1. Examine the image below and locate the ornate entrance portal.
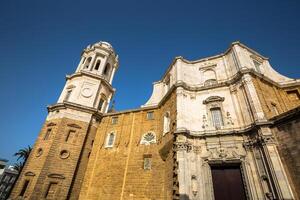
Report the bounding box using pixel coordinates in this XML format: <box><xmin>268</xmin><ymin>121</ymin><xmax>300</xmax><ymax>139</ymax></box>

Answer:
<box><xmin>211</xmin><ymin>164</ymin><xmax>246</xmax><ymax>200</ymax></box>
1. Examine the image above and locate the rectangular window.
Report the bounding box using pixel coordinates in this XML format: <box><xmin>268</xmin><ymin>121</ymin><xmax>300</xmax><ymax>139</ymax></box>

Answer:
<box><xmin>19</xmin><ymin>180</ymin><xmax>29</xmax><ymax>196</ymax></box>
<box><xmin>112</xmin><ymin>117</ymin><xmax>118</xmax><ymax>124</ymax></box>
<box><xmin>143</xmin><ymin>154</ymin><xmax>152</xmax><ymax>170</ymax></box>
<box><xmin>44</xmin><ymin>129</ymin><xmax>52</xmax><ymax>140</ymax></box>
<box><xmin>65</xmin><ymin>130</ymin><xmax>76</xmax><ymax>143</ymax></box>
<box><xmin>287</xmin><ymin>90</ymin><xmax>300</xmax><ymax>101</ymax></box>
<box><xmin>146</xmin><ymin>111</ymin><xmax>154</xmax><ymax>120</ymax></box>
<box><xmin>64</xmin><ymin>90</ymin><xmax>72</xmax><ymax>101</ymax></box>
<box><xmin>106</xmin><ymin>133</ymin><xmax>115</xmax><ymax>147</ymax></box>
<box><xmin>45</xmin><ymin>182</ymin><xmax>58</xmax><ymax>199</ymax></box>
<box><xmin>98</xmin><ymin>99</ymin><xmax>104</xmax><ymax>111</ymax></box>
<box><xmin>271</xmin><ymin>103</ymin><xmax>279</xmax><ymax>115</ymax></box>
<box><xmin>211</xmin><ymin>108</ymin><xmax>223</xmax><ymax>128</ymax></box>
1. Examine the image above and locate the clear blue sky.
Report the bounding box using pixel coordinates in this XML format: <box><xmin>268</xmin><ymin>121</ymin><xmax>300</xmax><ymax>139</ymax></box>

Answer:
<box><xmin>0</xmin><ymin>0</ymin><xmax>299</xmax><ymax>164</ymax></box>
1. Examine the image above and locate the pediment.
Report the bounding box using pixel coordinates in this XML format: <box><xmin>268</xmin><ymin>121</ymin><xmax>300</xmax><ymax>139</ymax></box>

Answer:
<box><xmin>203</xmin><ymin>96</ymin><xmax>225</xmax><ymax>104</ymax></box>
<box><xmin>25</xmin><ymin>171</ymin><xmax>36</xmax><ymax>176</ymax></box>
<box><xmin>48</xmin><ymin>173</ymin><xmax>65</xmax><ymax>179</ymax></box>
<box><xmin>47</xmin><ymin>122</ymin><xmax>57</xmax><ymax>127</ymax></box>
<box><xmin>67</xmin><ymin>123</ymin><xmax>82</xmax><ymax>129</ymax></box>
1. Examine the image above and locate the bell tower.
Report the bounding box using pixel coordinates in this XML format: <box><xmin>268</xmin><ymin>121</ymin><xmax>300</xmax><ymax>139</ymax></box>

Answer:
<box><xmin>10</xmin><ymin>42</ymin><xmax>119</xmax><ymax>200</ymax></box>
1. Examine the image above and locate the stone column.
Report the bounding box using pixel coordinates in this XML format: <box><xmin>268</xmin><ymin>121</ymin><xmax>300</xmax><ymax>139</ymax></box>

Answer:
<box><xmin>258</xmin><ymin>127</ymin><xmax>295</xmax><ymax>200</ymax></box>
<box><xmin>242</xmin><ymin>74</ymin><xmax>266</xmax><ymax>122</ymax></box>
<box><xmin>76</xmin><ymin>56</ymin><xmax>85</xmax><ymax>72</ymax></box>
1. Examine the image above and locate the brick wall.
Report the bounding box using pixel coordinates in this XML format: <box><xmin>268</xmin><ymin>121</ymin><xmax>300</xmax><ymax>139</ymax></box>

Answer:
<box><xmin>271</xmin><ymin>108</ymin><xmax>300</xmax><ymax>200</ymax></box>
<box><xmin>10</xmin><ymin>117</ymin><xmax>92</xmax><ymax>200</ymax></box>
<box><xmin>79</xmin><ymin>91</ymin><xmax>177</xmax><ymax>200</ymax></box>
<box><xmin>252</xmin><ymin>76</ymin><xmax>300</xmax><ymax>119</ymax></box>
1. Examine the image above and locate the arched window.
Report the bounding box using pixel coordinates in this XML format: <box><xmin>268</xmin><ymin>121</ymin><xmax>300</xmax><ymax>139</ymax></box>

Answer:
<box><xmin>103</xmin><ymin>63</ymin><xmax>110</xmax><ymax>75</ymax></box>
<box><xmin>98</xmin><ymin>99</ymin><xmax>104</xmax><ymax>111</ymax></box>
<box><xmin>210</xmin><ymin>107</ymin><xmax>223</xmax><ymax>128</ymax></box>
<box><xmin>64</xmin><ymin>90</ymin><xmax>72</xmax><ymax>101</ymax></box>
<box><xmin>98</xmin><ymin>94</ymin><xmax>107</xmax><ymax>111</ymax></box>
<box><xmin>163</xmin><ymin>112</ymin><xmax>170</xmax><ymax>135</ymax></box>
<box><xmin>203</xmin><ymin>69</ymin><xmax>217</xmax><ymax>85</ymax></box>
<box><xmin>105</xmin><ymin>132</ymin><xmax>115</xmax><ymax>148</ymax></box>
<box><xmin>94</xmin><ymin>60</ymin><xmax>101</xmax><ymax>70</ymax></box>
<box><xmin>84</xmin><ymin>57</ymin><xmax>92</xmax><ymax>69</ymax></box>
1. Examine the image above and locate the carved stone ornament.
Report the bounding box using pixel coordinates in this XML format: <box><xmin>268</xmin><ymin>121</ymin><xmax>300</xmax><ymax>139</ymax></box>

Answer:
<box><xmin>193</xmin><ymin>146</ymin><xmax>202</xmax><ymax>154</ymax></box>
<box><xmin>140</xmin><ymin>132</ymin><xmax>156</xmax><ymax>145</ymax></box>
<box><xmin>203</xmin><ymin>96</ymin><xmax>225</xmax><ymax>104</ymax></box>
<box><xmin>243</xmin><ymin>135</ymin><xmax>276</xmax><ymax>149</ymax></box>
<box><xmin>174</xmin><ymin>142</ymin><xmax>192</xmax><ymax>152</ymax></box>
<box><xmin>81</xmin><ymin>87</ymin><xmax>93</xmax><ymax>98</ymax></box>
<box><xmin>204</xmin><ymin>146</ymin><xmax>246</xmax><ymax>162</ymax></box>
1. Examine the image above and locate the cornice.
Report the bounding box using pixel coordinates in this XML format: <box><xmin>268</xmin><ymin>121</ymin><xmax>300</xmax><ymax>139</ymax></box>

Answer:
<box><xmin>103</xmin><ymin>70</ymin><xmax>299</xmax><ymax>117</ymax></box>
<box><xmin>174</xmin><ymin>120</ymin><xmax>273</xmax><ymax>139</ymax></box>
<box><xmin>47</xmin><ymin>101</ymin><xmax>103</xmax><ymax>119</ymax></box>
<box><xmin>66</xmin><ymin>71</ymin><xmax>115</xmax><ymax>93</ymax></box>
<box><xmin>270</xmin><ymin>105</ymin><xmax>300</xmax><ymax>126</ymax></box>
<box><xmin>159</xmin><ymin>41</ymin><xmax>269</xmax><ymax>81</ymax></box>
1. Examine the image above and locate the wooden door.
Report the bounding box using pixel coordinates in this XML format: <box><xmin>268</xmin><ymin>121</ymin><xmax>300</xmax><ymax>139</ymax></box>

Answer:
<box><xmin>211</xmin><ymin>164</ymin><xmax>247</xmax><ymax>200</ymax></box>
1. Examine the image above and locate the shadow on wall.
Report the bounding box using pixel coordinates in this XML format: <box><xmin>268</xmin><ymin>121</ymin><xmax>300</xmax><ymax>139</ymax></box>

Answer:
<box><xmin>180</xmin><ymin>194</ymin><xmax>190</xmax><ymax>200</ymax></box>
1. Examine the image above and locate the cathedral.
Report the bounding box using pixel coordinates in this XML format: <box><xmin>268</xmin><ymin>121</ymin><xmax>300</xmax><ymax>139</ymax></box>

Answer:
<box><xmin>9</xmin><ymin>41</ymin><xmax>300</xmax><ymax>200</ymax></box>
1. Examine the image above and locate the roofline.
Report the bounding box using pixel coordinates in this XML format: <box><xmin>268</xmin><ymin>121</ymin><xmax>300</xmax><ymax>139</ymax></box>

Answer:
<box><xmin>159</xmin><ymin>41</ymin><xmax>269</xmax><ymax>82</ymax></box>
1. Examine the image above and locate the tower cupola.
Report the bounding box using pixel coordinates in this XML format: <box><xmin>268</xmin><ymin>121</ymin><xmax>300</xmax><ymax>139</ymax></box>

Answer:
<box><xmin>76</xmin><ymin>41</ymin><xmax>119</xmax><ymax>84</ymax></box>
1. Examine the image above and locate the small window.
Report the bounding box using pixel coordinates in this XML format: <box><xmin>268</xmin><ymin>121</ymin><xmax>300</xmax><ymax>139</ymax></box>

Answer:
<box><xmin>19</xmin><ymin>180</ymin><xmax>29</xmax><ymax>196</ymax></box>
<box><xmin>146</xmin><ymin>111</ymin><xmax>154</xmax><ymax>120</ymax></box>
<box><xmin>143</xmin><ymin>154</ymin><xmax>152</xmax><ymax>170</ymax></box>
<box><xmin>98</xmin><ymin>99</ymin><xmax>104</xmax><ymax>111</ymax></box>
<box><xmin>165</xmin><ymin>76</ymin><xmax>170</xmax><ymax>90</ymax></box>
<box><xmin>65</xmin><ymin>130</ymin><xmax>76</xmax><ymax>143</ymax></box>
<box><xmin>64</xmin><ymin>90</ymin><xmax>72</xmax><ymax>101</ymax></box>
<box><xmin>112</xmin><ymin>117</ymin><xmax>118</xmax><ymax>125</ymax></box>
<box><xmin>106</xmin><ymin>133</ymin><xmax>115</xmax><ymax>148</ymax></box>
<box><xmin>103</xmin><ymin>63</ymin><xmax>110</xmax><ymax>75</ymax></box>
<box><xmin>210</xmin><ymin>108</ymin><xmax>224</xmax><ymax>128</ymax></box>
<box><xmin>45</xmin><ymin>182</ymin><xmax>58</xmax><ymax>199</ymax></box>
<box><xmin>287</xmin><ymin>90</ymin><xmax>300</xmax><ymax>101</ymax></box>
<box><xmin>271</xmin><ymin>103</ymin><xmax>279</xmax><ymax>115</ymax></box>
<box><xmin>253</xmin><ymin>60</ymin><xmax>261</xmax><ymax>73</ymax></box>
<box><xmin>44</xmin><ymin>129</ymin><xmax>52</xmax><ymax>140</ymax></box>
<box><xmin>84</xmin><ymin>57</ymin><xmax>92</xmax><ymax>69</ymax></box>
<box><xmin>94</xmin><ymin>60</ymin><xmax>101</xmax><ymax>70</ymax></box>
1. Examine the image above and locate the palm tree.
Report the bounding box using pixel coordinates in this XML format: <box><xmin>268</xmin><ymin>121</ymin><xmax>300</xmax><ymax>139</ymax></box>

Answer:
<box><xmin>12</xmin><ymin>162</ymin><xmax>24</xmax><ymax>173</ymax></box>
<box><xmin>14</xmin><ymin>145</ymin><xmax>32</xmax><ymax>162</ymax></box>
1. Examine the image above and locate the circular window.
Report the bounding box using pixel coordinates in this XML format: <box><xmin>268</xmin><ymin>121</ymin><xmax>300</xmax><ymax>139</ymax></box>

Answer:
<box><xmin>60</xmin><ymin>150</ymin><xmax>70</xmax><ymax>159</ymax></box>
<box><xmin>36</xmin><ymin>148</ymin><xmax>43</xmax><ymax>157</ymax></box>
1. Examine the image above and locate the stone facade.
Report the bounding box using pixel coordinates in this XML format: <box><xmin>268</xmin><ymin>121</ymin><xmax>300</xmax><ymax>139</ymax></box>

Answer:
<box><xmin>10</xmin><ymin>41</ymin><xmax>300</xmax><ymax>200</ymax></box>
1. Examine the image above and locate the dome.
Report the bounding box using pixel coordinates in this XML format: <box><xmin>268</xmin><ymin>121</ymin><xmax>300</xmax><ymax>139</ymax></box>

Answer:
<box><xmin>85</xmin><ymin>41</ymin><xmax>115</xmax><ymax>53</ymax></box>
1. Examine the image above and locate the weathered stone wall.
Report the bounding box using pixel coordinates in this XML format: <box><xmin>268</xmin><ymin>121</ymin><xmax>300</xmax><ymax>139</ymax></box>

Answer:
<box><xmin>252</xmin><ymin>76</ymin><xmax>300</xmax><ymax>119</ymax></box>
<box><xmin>271</xmin><ymin>107</ymin><xmax>300</xmax><ymax>200</ymax></box>
<box><xmin>10</xmin><ymin>117</ymin><xmax>92</xmax><ymax>200</ymax></box>
<box><xmin>79</xmin><ymin>91</ymin><xmax>177</xmax><ymax>200</ymax></box>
